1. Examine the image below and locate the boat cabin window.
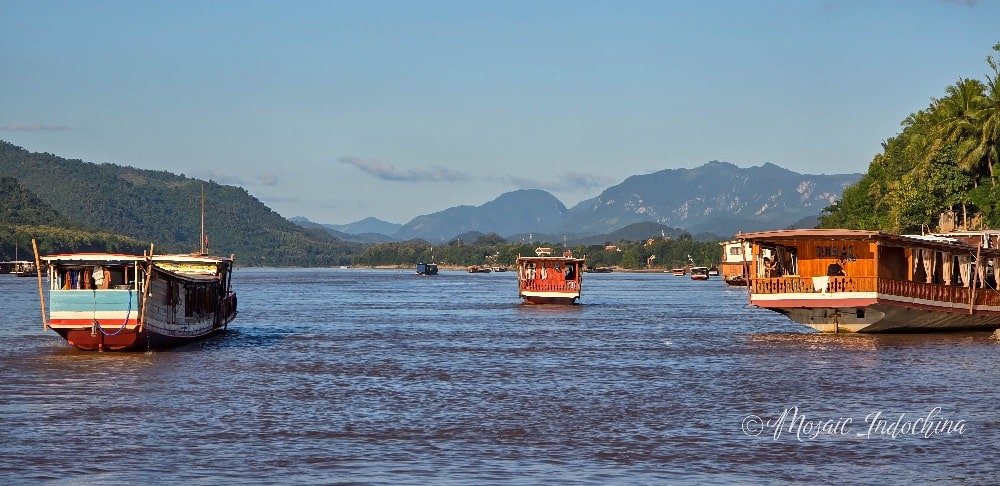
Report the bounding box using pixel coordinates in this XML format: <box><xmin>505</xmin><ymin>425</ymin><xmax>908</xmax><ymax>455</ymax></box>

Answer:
<box><xmin>757</xmin><ymin>246</ymin><xmax>798</xmax><ymax>277</ymax></box>
<box><xmin>54</xmin><ymin>264</ymin><xmax>136</xmax><ymax>290</ymax></box>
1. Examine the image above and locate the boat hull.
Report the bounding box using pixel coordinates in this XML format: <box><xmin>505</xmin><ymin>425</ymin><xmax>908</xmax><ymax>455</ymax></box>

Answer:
<box><xmin>520</xmin><ymin>293</ymin><xmax>579</xmax><ymax>305</ymax></box>
<box><xmin>753</xmin><ymin>292</ymin><xmax>1000</xmax><ymax>332</ymax></box>
<box><xmin>55</xmin><ymin>325</ymin><xmax>230</xmax><ymax>351</ymax></box>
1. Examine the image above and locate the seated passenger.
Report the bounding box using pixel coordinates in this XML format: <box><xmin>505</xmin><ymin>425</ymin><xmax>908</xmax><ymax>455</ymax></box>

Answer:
<box><xmin>827</xmin><ymin>261</ymin><xmax>847</xmax><ymax>277</ymax></box>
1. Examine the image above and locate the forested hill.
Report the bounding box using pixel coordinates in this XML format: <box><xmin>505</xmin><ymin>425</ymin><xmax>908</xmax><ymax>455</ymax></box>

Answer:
<box><xmin>0</xmin><ymin>141</ymin><xmax>360</xmax><ymax>265</ymax></box>
<box><xmin>821</xmin><ymin>43</ymin><xmax>1000</xmax><ymax>232</ymax></box>
<box><xmin>0</xmin><ymin>176</ymin><xmax>149</xmax><ymax>259</ymax></box>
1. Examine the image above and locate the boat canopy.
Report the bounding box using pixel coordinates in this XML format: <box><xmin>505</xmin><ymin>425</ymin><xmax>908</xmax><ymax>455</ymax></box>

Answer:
<box><xmin>738</xmin><ymin>229</ymin><xmax>1000</xmax><ymax>257</ymax></box>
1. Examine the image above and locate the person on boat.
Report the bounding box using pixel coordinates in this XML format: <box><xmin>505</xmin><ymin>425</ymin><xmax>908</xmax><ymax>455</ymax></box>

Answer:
<box><xmin>826</xmin><ymin>261</ymin><xmax>847</xmax><ymax>277</ymax></box>
<box><xmin>564</xmin><ymin>263</ymin><xmax>576</xmax><ymax>281</ymax></box>
<box><xmin>763</xmin><ymin>257</ymin><xmax>782</xmax><ymax>277</ymax></box>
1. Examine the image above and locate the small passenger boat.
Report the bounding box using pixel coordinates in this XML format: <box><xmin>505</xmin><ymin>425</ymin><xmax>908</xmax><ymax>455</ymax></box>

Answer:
<box><xmin>671</xmin><ymin>267</ymin><xmax>687</xmax><ymax>276</ymax></box>
<box><xmin>37</xmin><ymin>249</ymin><xmax>237</xmax><ymax>351</ymax></box>
<box><xmin>517</xmin><ymin>248</ymin><xmax>585</xmax><ymax>304</ymax></box>
<box><xmin>415</xmin><ymin>262</ymin><xmax>439</xmax><ymax>275</ymax></box>
<box><xmin>690</xmin><ymin>266</ymin><xmax>710</xmax><ymax>280</ymax></box>
<box><xmin>740</xmin><ymin>228</ymin><xmax>1000</xmax><ymax>333</ymax></box>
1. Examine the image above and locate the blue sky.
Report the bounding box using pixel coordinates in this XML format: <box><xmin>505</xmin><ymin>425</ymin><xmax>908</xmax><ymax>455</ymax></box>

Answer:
<box><xmin>2</xmin><ymin>0</ymin><xmax>998</xmax><ymax>224</ymax></box>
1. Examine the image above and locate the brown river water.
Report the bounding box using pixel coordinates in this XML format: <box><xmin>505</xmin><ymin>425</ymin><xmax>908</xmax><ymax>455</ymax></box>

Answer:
<box><xmin>1</xmin><ymin>268</ymin><xmax>998</xmax><ymax>484</ymax></box>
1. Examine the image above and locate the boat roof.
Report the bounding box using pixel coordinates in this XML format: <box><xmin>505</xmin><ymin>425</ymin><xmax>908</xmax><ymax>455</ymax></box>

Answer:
<box><xmin>41</xmin><ymin>252</ymin><xmax>232</xmax><ymax>264</ymax></box>
<box><xmin>737</xmin><ymin>228</ymin><xmax>1000</xmax><ymax>255</ymax></box>
<box><xmin>516</xmin><ymin>256</ymin><xmax>585</xmax><ymax>263</ymax></box>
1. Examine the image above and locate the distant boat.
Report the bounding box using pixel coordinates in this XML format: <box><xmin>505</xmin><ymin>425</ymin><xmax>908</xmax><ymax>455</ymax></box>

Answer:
<box><xmin>11</xmin><ymin>260</ymin><xmax>39</xmax><ymax>277</ymax></box>
<box><xmin>585</xmin><ymin>266</ymin><xmax>613</xmax><ymax>273</ymax></box>
<box><xmin>490</xmin><ymin>266</ymin><xmax>508</xmax><ymax>272</ymax></box>
<box><xmin>671</xmin><ymin>267</ymin><xmax>687</xmax><ymax>276</ymax></box>
<box><xmin>416</xmin><ymin>262</ymin><xmax>439</xmax><ymax>275</ymax></box>
<box><xmin>708</xmin><ymin>266</ymin><xmax>720</xmax><ymax>276</ymax></box>
<box><xmin>467</xmin><ymin>265</ymin><xmax>491</xmax><ymax>273</ymax></box>
<box><xmin>39</xmin><ymin>251</ymin><xmax>238</xmax><ymax>351</ymax></box>
<box><xmin>517</xmin><ymin>249</ymin><xmax>585</xmax><ymax>304</ymax></box>
<box><xmin>690</xmin><ymin>266</ymin><xmax>710</xmax><ymax>280</ymax></box>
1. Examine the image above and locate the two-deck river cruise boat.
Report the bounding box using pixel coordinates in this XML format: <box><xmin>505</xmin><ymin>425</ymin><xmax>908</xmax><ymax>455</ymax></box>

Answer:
<box><xmin>38</xmin><ymin>251</ymin><xmax>237</xmax><ymax>351</ymax></box>
<box><xmin>517</xmin><ymin>248</ymin><xmax>585</xmax><ymax>304</ymax></box>
<box><xmin>739</xmin><ymin>229</ymin><xmax>1000</xmax><ymax>332</ymax></box>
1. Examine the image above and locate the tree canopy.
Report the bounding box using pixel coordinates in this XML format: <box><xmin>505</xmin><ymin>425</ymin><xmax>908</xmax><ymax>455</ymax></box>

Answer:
<box><xmin>821</xmin><ymin>43</ymin><xmax>1000</xmax><ymax>232</ymax></box>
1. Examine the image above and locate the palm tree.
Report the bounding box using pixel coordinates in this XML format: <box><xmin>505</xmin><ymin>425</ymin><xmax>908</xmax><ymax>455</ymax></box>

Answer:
<box><xmin>975</xmin><ymin>43</ymin><xmax>1000</xmax><ymax>185</ymax></box>
<box><xmin>934</xmin><ymin>78</ymin><xmax>988</xmax><ymax>184</ymax></box>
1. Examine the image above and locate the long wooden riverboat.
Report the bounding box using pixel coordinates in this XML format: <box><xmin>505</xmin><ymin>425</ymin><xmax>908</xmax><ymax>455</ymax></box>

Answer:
<box><xmin>739</xmin><ymin>229</ymin><xmax>1000</xmax><ymax>333</ymax></box>
<box><xmin>517</xmin><ymin>248</ymin><xmax>585</xmax><ymax>304</ymax></box>
<box><xmin>37</xmin><ymin>250</ymin><xmax>237</xmax><ymax>351</ymax></box>
<box><xmin>719</xmin><ymin>240</ymin><xmax>751</xmax><ymax>286</ymax></box>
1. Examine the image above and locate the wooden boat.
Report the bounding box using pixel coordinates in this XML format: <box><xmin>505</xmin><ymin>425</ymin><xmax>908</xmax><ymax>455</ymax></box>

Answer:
<box><xmin>467</xmin><ymin>265</ymin><xmax>491</xmax><ymax>273</ymax></box>
<box><xmin>415</xmin><ymin>262</ymin><xmax>438</xmax><ymax>275</ymax></box>
<box><xmin>690</xmin><ymin>266</ymin><xmax>710</xmax><ymax>280</ymax></box>
<box><xmin>11</xmin><ymin>260</ymin><xmax>39</xmax><ymax>277</ymax></box>
<box><xmin>719</xmin><ymin>240</ymin><xmax>751</xmax><ymax>286</ymax></box>
<box><xmin>517</xmin><ymin>248</ymin><xmax>585</xmax><ymax>304</ymax></box>
<box><xmin>739</xmin><ymin>228</ymin><xmax>1000</xmax><ymax>333</ymax></box>
<box><xmin>671</xmin><ymin>267</ymin><xmax>687</xmax><ymax>276</ymax></box>
<box><xmin>38</xmin><ymin>251</ymin><xmax>237</xmax><ymax>351</ymax></box>
<box><xmin>708</xmin><ymin>266</ymin><xmax>720</xmax><ymax>276</ymax></box>
<box><xmin>585</xmin><ymin>266</ymin><xmax>613</xmax><ymax>273</ymax></box>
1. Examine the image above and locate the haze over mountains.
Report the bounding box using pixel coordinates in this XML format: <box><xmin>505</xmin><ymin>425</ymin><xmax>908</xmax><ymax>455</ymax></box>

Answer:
<box><xmin>307</xmin><ymin>161</ymin><xmax>860</xmax><ymax>242</ymax></box>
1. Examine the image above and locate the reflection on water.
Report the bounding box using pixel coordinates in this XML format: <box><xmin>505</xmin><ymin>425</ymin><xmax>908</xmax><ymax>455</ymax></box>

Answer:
<box><xmin>1</xmin><ymin>269</ymin><xmax>998</xmax><ymax>483</ymax></box>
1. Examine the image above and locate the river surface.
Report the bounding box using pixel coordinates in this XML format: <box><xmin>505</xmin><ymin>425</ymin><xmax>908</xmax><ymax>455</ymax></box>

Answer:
<box><xmin>1</xmin><ymin>268</ymin><xmax>998</xmax><ymax>484</ymax></box>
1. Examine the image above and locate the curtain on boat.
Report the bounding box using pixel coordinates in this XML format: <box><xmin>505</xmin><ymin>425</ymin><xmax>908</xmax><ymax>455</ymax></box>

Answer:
<box><xmin>921</xmin><ymin>249</ymin><xmax>934</xmax><ymax>284</ymax></box>
<box><xmin>958</xmin><ymin>255</ymin><xmax>972</xmax><ymax>288</ymax></box>
<box><xmin>942</xmin><ymin>252</ymin><xmax>952</xmax><ymax>285</ymax></box>
<box><xmin>977</xmin><ymin>257</ymin><xmax>988</xmax><ymax>288</ymax></box>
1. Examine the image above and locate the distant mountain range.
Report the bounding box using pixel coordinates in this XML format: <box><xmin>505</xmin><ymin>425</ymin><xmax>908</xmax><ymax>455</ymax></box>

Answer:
<box><xmin>313</xmin><ymin>161</ymin><xmax>860</xmax><ymax>243</ymax></box>
<box><xmin>0</xmin><ymin>139</ymin><xmax>859</xmax><ymax>263</ymax></box>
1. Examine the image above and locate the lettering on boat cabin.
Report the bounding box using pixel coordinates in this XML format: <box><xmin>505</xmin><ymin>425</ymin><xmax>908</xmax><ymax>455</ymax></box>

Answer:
<box><xmin>815</xmin><ymin>244</ymin><xmax>858</xmax><ymax>262</ymax></box>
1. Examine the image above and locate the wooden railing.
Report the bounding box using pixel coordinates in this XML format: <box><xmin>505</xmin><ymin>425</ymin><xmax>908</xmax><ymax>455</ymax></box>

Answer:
<box><xmin>520</xmin><ymin>280</ymin><xmax>579</xmax><ymax>292</ymax></box>
<box><xmin>751</xmin><ymin>276</ymin><xmax>877</xmax><ymax>294</ymax></box>
<box><xmin>752</xmin><ymin>276</ymin><xmax>1000</xmax><ymax>307</ymax></box>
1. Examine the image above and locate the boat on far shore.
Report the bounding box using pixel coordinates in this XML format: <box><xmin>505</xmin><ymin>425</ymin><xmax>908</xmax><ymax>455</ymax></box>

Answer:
<box><xmin>670</xmin><ymin>267</ymin><xmax>687</xmax><ymax>276</ymax></box>
<box><xmin>12</xmin><ymin>260</ymin><xmax>39</xmax><ymax>277</ymax></box>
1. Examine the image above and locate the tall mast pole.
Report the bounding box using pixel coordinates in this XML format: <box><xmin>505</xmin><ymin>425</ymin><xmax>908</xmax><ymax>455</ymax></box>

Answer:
<box><xmin>200</xmin><ymin>183</ymin><xmax>206</xmax><ymax>254</ymax></box>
